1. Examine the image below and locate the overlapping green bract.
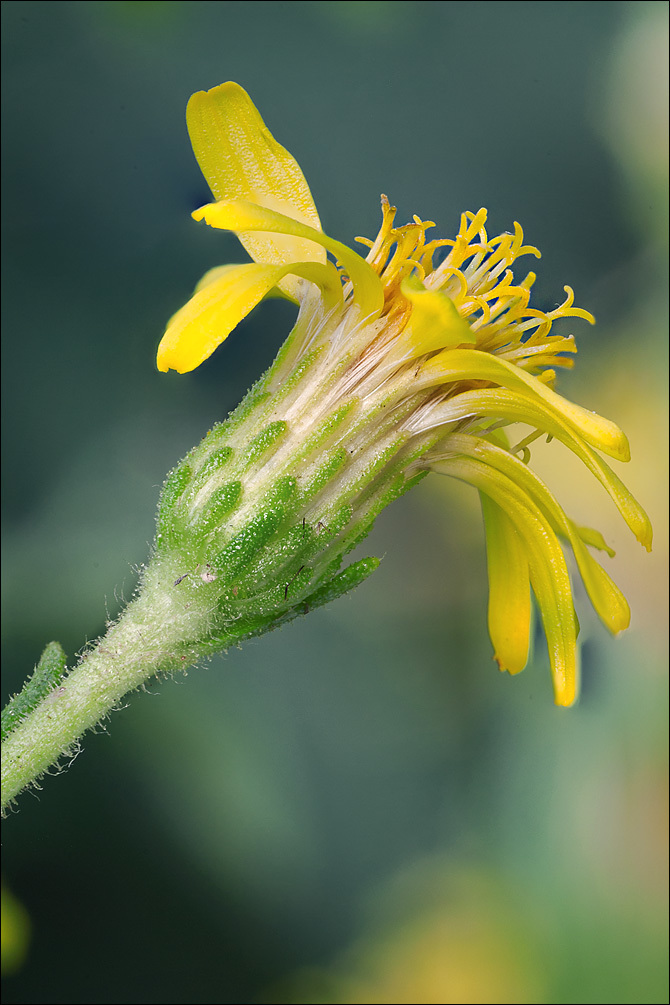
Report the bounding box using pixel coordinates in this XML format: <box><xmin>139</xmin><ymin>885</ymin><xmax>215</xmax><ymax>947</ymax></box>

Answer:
<box><xmin>152</xmin><ymin>355</ymin><xmax>429</xmax><ymax>656</ymax></box>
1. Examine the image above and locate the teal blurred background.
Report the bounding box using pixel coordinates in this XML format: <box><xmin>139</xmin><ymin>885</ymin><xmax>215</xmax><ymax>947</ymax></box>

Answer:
<box><xmin>2</xmin><ymin>2</ymin><xmax>667</xmax><ymax>1002</ymax></box>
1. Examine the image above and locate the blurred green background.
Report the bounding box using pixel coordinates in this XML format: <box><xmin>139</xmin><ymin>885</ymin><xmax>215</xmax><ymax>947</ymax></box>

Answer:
<box><xmin>2</xmin><ymin>2</ymin><xmax>667</xmax><ymax>1002</ymax></box>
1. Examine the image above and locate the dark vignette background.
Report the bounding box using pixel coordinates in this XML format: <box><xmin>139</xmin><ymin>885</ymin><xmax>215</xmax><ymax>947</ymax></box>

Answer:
<box><xmin>2</xmin><ymin>3</ymin><xmax>667</xmax><ymax>1003</ymax></box>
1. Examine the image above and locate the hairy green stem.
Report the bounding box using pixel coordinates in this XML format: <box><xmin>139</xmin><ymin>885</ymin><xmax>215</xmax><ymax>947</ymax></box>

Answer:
<box><xmin>1</xmin><ymin>560</ymin><xmax>213</xmax><ymax>811</ymax></box>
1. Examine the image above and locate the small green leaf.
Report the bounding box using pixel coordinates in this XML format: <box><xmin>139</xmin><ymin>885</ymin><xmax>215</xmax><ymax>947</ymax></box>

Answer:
<box><xmin>2</xmin><ymin>642</ymin><xmax>68</xmax><ymax>742</ymax></box>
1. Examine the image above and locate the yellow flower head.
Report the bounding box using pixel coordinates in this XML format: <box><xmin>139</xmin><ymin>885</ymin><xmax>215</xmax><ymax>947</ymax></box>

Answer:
<box><xmin>157</xmin><ymin>82</ymin><xmax>651</xmax><ymax>707</ymax></box>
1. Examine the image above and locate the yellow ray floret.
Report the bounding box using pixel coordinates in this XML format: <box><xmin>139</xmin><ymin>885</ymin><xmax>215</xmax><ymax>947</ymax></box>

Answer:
<box><xmin>480</xmin><ymin>494</ymin><xmax>532</xmax><ymax>676</ymax></box>
<box><xmin>192</xmin><ymin>199</ymin><xmax>384</xmax><ymax>318</ymax></box>
<box><xmin>415</xmin><ymin>388</ymin><xmax>652</xmax><ymax>549</ymax></box>
<box><xmin>417</xmin><ymin>348</ymin><xmax>630</xmax><ymax>462</ymax></box>
<box><xmin>434</xmin><ymin>454</ymin><xmax>580</xmax><ymax>707</ymax></box>
<box><xmin>157</xmin><ymin>259</ymin><xmax>343</xmax><ymax>374</ymax></box>
<box><xmin>186</xmin><ymin>82</ymin><xmax>325</xmax><ymax>297</ymax></box>
<box><xmin>441</xmin><ymin>434</ymin><xmax>631</xmax><ymax>635</ymax></box>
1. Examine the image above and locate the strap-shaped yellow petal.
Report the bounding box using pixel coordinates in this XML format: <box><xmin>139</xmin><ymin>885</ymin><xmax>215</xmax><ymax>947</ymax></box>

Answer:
<box><xmin>186</xmin><ymin>82</ymin><xmax>324</xmax><ymax>298</ymax></box>
<box><xmin>435</xmin><ymin>455</ymin><xmax>579</xmax><ymax>706</ymax></box>
<box><xmin>392</xmin><ymin>276</ymin><xmax>476</xmax><ymax>359</ymax></box>
<box><xmin>194</xmin><ymin>263</ymin><xmax>301</xmax><ymax>305</ymax></box>
<box><xmin>157</xmin><ymin>259</ymin><xmax>342</xmax><ymax>373</ymax></box>
<box><xmin>193</xmin><ymin>263</ymin><xmax>248</xmax><ymax>293</ymax></box>
<box><xmin>193</xmin><ymin>199</ymin><xmax>384</xmax><ymax>319</ymax></box>
<box><xmin>480</xmin><ymin>493</ymin><xmax>531</xmax><ymax>675</ymax></box>
<box><xmin>446</xmin><ymin>434</ymin><xmax>630</xmax><ymax>635</ymax></box>
<box><xmin>418</xmin><ymin>348</ymin><xmax>630</xmax><ymax>461</ymax></box>
<box><xmin>427</xmin><ymin>387</ymin><xmax>652</xmax><ymax>550</ymax></box>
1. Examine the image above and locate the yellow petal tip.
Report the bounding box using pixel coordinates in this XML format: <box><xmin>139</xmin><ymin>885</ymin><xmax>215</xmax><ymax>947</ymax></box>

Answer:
<box><xmin>554</xmin><ymin>692</ymin><xmax>577</xmax><ymax>708</ymax></box>
<box><xmin>552</xmin><ymin>665</ymin><xmax>578</xmax><ymax>707</ymax></box>
<box><xmin>494</xmin><ymin>655</ymin><xmax>526</xmax><ymax>676</ymax></box>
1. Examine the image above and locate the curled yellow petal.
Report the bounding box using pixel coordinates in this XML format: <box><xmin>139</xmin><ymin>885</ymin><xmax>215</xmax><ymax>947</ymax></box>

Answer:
<box><xmin>186</xmin><ymin>82</ymin><xmax>324</xmax><ymax>297</ymax></box>
<box><xmin>433</xmin><ymin>454</ymin><xmax>579</xmax><ymax>706</ymax></box>
<box><xmin>571</xmin><ymin>523</ymin><xmax>615</xmax><ymax>558</ymax></box>
<box><xmin>425</xmin><ymin>387</ymin><xmax>652</xmax><ymax>550</ymax></box>
<box><xmin>157</xmin><ymin>259</ymin><xmax>342</xmax><ymax>373</ymax></box>
<box><xmin>193</xmin><ymin>263</ymin><xmax>249</xmax><ymax>293</ymax></box>
<box><xmin>418</xmin><ymin>347</ymin><xmax>630</xmax><ymax>461</ymax></box>
<box><xmin>394</xmin><ymin>276</ymin><xmax>476</xmax><ymax>359</ymax></box>
<box><xmin>444</xmin><ymin>434</ymin><xmax>630</xmax><ymax>635</ymax></box>
<box><xmin>480</xmin><ymin>493</ymin><xmax>531</xmax><ymax>675</ymax></box>
<box><xmin>193</xmin><ymin>198</ymin><xmax>384</xmax><ymax>319</ymax></box>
